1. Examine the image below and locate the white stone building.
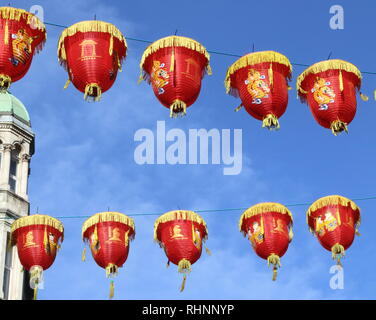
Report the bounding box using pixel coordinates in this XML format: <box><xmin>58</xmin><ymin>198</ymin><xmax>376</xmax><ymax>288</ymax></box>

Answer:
<box><xmin>0</xmin><ymin>91</ymin><xmax>34</xmax><ymax>300</ymax></box>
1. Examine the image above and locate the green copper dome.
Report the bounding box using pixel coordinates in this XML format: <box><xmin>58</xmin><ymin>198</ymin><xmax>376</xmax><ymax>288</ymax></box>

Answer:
<box><xmin>0</xmin><ymin>91</ymin><xmax>31</xmax><ymax>125</ymax></box>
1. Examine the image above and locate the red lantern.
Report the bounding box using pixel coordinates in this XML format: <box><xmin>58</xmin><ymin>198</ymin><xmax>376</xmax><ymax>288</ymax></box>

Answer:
<box><xmin>82</xmin><ymin>211</ymin><xmax>135</xmax><ymax>299</ymax></box>
<box><xmin>239</xmin><ymin>203</ymin><xmax>293</xmax><ymax>280</ymax></box>
<box><xmin>154</xmin><ymin>210</ymin><xmax>210</xmax><ymax>291</ymax></box>
<box><xmin>10</xmin><ymin>214</ymin><xmax>64</xmax><ymax>300</ymax></box>
<box><xmin>306</xmin><ymin>195</ymin><xmax>360</xmax><ymax>265</ymax></box>
<box><xmin>225</xmin><ymin>51</ymin><xmax>292</xmax><ymax>130</ymax></box>
<box><xmin>139</xmin><ymin>36</ymin><xmax>212</xmax><ymax>118</ymax></box>
<box><xmin>0</xmin><ymin>6</ymin><xmax>46</xmax><ymax>90</ymax></box>
<box><xmin>57</xmin><ymin>20</ymin><xmax>127</xmax><ymax>101</ymax></box>
<box><xmin>297</xmin><ymin>59</ymin><xmax>367</xmax><ymax>135</ymax></box>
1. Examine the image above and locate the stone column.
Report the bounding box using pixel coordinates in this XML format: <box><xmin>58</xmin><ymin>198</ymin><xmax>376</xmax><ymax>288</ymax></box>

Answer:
<box><xmin>19</xmin><ymin>154</ymin><xmax>30</xmax><ymax>199</ymax></box>
<box><xmin>0</xmin><ymin>144</ymin><xmax>13</xmax><ymax>190</ymax></box>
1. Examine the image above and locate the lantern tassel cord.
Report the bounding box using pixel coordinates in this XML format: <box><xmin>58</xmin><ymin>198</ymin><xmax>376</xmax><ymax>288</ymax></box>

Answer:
<box><xmin>109</xmin><ymin>280</ymin><xmax>115</xmax><ymax>299</ymax></box>
<box><xmin>63</xmin><ymin>79</ymin><xmax>71</xmax><ymax>89</ymax></box>
<box><xmin>267</xmin><ymin>254</ymin><xmax>281</xmax><ymax>281</ymax></box>
<box><xmin>180</xmin><ymin>274</ymin><xmax>187</xmax><ymax>292</ymax></box>
<box><xmin>33</xmin><ymin>287</ymin><xmax>38</xmax><ymax>300</ymax></box>
<box><xmin>262</xmin><ymin>114</ymin><xmax>280</xmax><ymax>130</ymax></box>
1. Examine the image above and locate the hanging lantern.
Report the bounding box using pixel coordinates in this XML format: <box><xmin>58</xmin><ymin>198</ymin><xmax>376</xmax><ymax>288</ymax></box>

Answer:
<box><xmin>82</xmin><ymin>211</ymin><xmax>135</xmax><ymax>299</ymax></box>
<box><xmin>154</xmin><ymin>210</ymin><xmax>210</xmax><ymax>291</ymax></box>
<box><xmin>57</xmin><ymin>20</ymin><xmax>127</xmax><ymax>101</ymax></box>
<box><xmin>297</xmin><ymin>59</ymin><xmax>367</xmax><ymax>135</ymax></box>
<box><xmin>0</xmin><ymin>6</ymin><xmax>46</xmax><ymax>91</ymax></box>
<box><xmin>239</xmin><ymin>203</ymin><xmax>293</xmax><ymax>280</ymax></box>
<box><xmin>139</xmin><ymin>36</ymin><xmax>212</xmax><ymax>118</ymax></box>
<box><xmin>224</xmin><ymin>51</ymin><xmax>292</xmax><ymax>130</ymax></box>
<box><xmin>307</xmin><ymin>195</ymin><xmax>360</xmax><ymax>266</ymax></box>
<box><xmin>10</xmin><ymin>214</ymin><xmax>64</xmax><ymax>300</ymax></box>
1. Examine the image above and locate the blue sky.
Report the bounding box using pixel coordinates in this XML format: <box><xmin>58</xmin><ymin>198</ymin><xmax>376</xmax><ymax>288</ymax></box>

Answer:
<box><xmin>7</xmin><ymin>0</ymin><xmax>376</xmax><ymax>299</ymax></box>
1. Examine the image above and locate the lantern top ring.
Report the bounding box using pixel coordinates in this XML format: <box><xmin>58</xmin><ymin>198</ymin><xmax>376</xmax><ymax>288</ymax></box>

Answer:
<box><xmin>11</xmin><ymin>214</ymin><xmax>64</xmax><ymax>234</ymax></box>
<box><xmin>225</xmin><ymin>50</ymin><xmax>292</xmax><ymax>94</ymax></box>
<box><xmin>239</xmin><ymin>202</ymin><xmax>293</xmax><ymax>232</ymax></box>
<box><xmin>82</xmin><ymin>211</ymin><xmax>135</xmax><ymax>238</ymax></box>
<box><xmin>296</xmin><ymin>59</ymin><xmax>362</xmax><ymax>96</ymax></box>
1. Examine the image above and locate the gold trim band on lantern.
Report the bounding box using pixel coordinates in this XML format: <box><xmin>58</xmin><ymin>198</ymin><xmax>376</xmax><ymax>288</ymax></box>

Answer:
<box><xmin>57</xmin><ymin>20</ymin><xmax>127</xmax><ymax>62</ymax></box>
<box><xmin>82</xmin><ymin>211</ymin><xmax>135</xmax><ymax>239</ymax></box>
<box><xmin>239</xmin><ymin>202</ymin><xmax>293</xmax><ymax>232</ymax></box>
<box><xmin>0</xmin><ymin>6</ymin><xmax>46</xmax><ymax>31</ymax></box>
<box><xmin>306</xmin><ymin>195</ymin><xmax>360</xmax><ymax>217</ymax></box>
<box><xmin>139</xmin><ymin>35</ymin><xmax>211</xmax><ymax>77</ymax></box>
<box><xmin>11</xmin><ymin>214</ymin><xmax>64</xmax><ymax>234</ymax></box>
<box><xmin>225</xmin><ymin>51</ymin><xmax>293</xmax><ymax>94</ymax></box>
<box><xmin>153</xmin><ymin>210</ymin><xmax>208</xmax><ymax>242</ymax></box>
<box><xmin>296</xmin><ymin>59</ymin><xmax>362</xmax><ymax>95</ymax></box>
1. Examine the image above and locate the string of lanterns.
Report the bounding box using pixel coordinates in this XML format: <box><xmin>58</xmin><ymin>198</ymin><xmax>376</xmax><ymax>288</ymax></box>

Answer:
<box><xmin>10</xmin><ymin>194</ymin><xmax>361</xmax><ymax>299</ymax></box>
<box><xmin>0</xmin><ymin>6</ymin><xmax>373</xmax><ymax>135</ymax></box>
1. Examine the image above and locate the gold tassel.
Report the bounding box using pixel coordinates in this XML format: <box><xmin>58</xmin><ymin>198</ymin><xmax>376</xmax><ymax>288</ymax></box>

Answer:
<box><xmin>206</xmin><ymin>64</ymin><xmax>212</xmax><ymax>75</ymax></box>
<box><xmin>288</xmin><ymin>86</ymin><xmax>292</xmax><ymax>90</ymax></box>
<box><xmin>234</xmin><ymin>104</ymin><xmax>243</xmax><ymax>112</ymax></box>
<box><xmin>4</xmin><ymin>21</ymin><xmax>8</xmax><ymax>45</ymax></box>
<box><xmin>268</xmin><ymin>63</ymin><xmax>273</xmax><ymax>87</ymax></box>
<box><xmin>109</xmin><ymin>280</ymin><xmax>114</xmax><ymax>299</ymax></box>
<box><xmin>262</xmin><ymin>114</ymin><xmax>280</xmax><ymax>130</ymax></box>
<box><xmin>360</xmin><ymin>93</ymin><xmax>369</xmax><ymax>101</ymax></box>
<box><xmin>178</xmin><ymin>259</ymin><xmax>192</xmax><ymax>274</ymax></box>
<box><xmin>109</xmin><ymin>35</ymin><xmax>113</xmax><ymax>56</ymax></box>
<box><xmin>106</xmin><ymin>263</ymin><xmax>118</xmax><ymax>278</ymax></box>
<box><xmin>117</xmin><ymin>57</ymin><xmax>122</xmax><ymax>72</ymax></box>
<box><xmin>137</xmin><ymin>73</ymin><xmax>144</xmax><ymax>84</ymax></box>
<box><xmin>339</xmin><ymin>70</ymin><xmax>344</xmax><ymax>92</ymax></box>
<box><xmin>82</xmin><ymin>247</ymin><xmax>86</xmax><ymax>261</ymax></box>
<box><xmin>355</xmin><ymin>229</ymin><xmax>361</xmax><ymax>236</ymax></box>
<box><xmin>330</xmin><ymin>120</ymin><xmax>348</xmax><ymax>136</ymax></box>
<box><xmin>272</xmin><ymin>266</ymin><xmax>277</xmax><ymax>281</ymax></box>
<box><xmin>170</xmin><ymin>99</ymin><xmax>187</xmax><ymax>118</ymax></box>
<box><xmin>267</xmin><ymin>254</ymin><xmax>281</xmax><ymax>281</ymax></box>
<box><xmin>84</xmin><ymin>84</ymin><xmax>102</xmax><ymax>102</ymax></box>
<box><xmin>205</xmin><ymin>247</ymin><xmax>212</xmax><ymax>256</ymax></box>
<box><xmin>331</xmin><ymin>243</ymin><xmax>345</xmax><ymax>266</ymax></box>
<box><xmin>63</xmin><ymin>79</ymin><xmax>71</xmax><ymax>89</ymax></box>
<box><xmin>33</xmin><ymin>287</ymin><xmax>38</xmax><ymax>300</ymax></box>
<box><xmin>180</xmin><ymin>274</ymin><xmax>187</xmax><ymax>292</ymax></box>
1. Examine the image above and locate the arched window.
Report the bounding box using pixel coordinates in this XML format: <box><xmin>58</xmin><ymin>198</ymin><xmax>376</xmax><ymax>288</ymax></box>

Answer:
<box><xmin>9</xmin><ymin>144</ymin><xmax>21</xmax><ymax>192</ymax></box>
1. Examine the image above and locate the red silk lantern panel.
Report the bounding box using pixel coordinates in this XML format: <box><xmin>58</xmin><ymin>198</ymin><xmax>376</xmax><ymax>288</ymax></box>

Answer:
<box><xmin>225</xmin><ymin>51</ymin><xmax>292</xmax><ymax>130</ymax></box>
<box><xmin>82</xmin><ymin>211</ymin><xmax>135</xmax><ymax>299</ymax></box>
<box><xmin>57</xmin><ymin>20</ymin><xmax>127</xmax><ymax>101</ymax></box>
<box><xmin>11</xmin><ymin>214</ymin><xmax>64</xmax><ymax>300</ymax></box>
<box><xmin>154</xmin><ymin>210</ymin><xmax>209</xmax><ymax>291</ymax></box>
<box><xmin>297</xmin><ymin>59</ymin><xmax>366</xmax><ymax>135</ymax></box>
<box><xmin>0</xmin><ymin>7</ymin><xmax>46</xmax><ymax>90</ymax></box>
<box><xmin>139</xmin><ymin>36</ymin><xmax>212</xmax><ymax>118</ymax></box>
<box><xmin>307</xmin><ymin>195</ymin><xmax>360</xmax><ymax>266</ymax></box>
<box><xmin>239</xmin><ymin>203</ymin><xmax>293</xmax><ymax>280</ymax></box>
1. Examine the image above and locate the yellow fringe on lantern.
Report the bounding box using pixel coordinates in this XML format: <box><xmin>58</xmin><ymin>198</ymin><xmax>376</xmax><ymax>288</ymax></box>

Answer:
<box><xmin>297</xmin><ymin>59</ymin><xmax>362</xmax><ymax>97</ymax></box>
<box><xmin>84</xmin><ymin>83</ymin><xmax>102</xmax><ymax>102</ymax></box>
<box><xmin>178</xmin><ymin>259</ymin><xmax>192</xmax><ymax>274</ymax></box>
<box><xmin>331</xmin><ymin>243</ymin><xmax>345</xmax><ymax>265</ymax></box>
<box><xmin>288</xmin><ymin>226</ymin><xmax>294</xmax><ymax>242</ymax></box>
<box><xmin>306</xmin><ymin>195</ymin><xmax>360</xmax><ymax>233</ymax></box>
<box><xmin>267</xmin><ymin>254</ymin><xmax>281</xmax><ymax>281</ymax></box>
<box><xmin>239</xmin><ymin>202</ymin><xmax>293</xmax><ymax>234</ymax></box>
<box><xmin>82</xmin><ymin>247</ymin><xmax>86</xmax><ymax>261</ymax></box>
<box><xmin>57</xmin><ymin>20</ymin><xmax>127</xmax><ymax>63</ymax></box>
<box><xmin>109</xmin><ymin>35</ymin><xmax>113</xmax><ymax>56</ymax></box>
<box><xmin>4</xmin><ymin>20</ymin><xmax>8</xmax><ymax>45</ymax></box>
<box><xmin>105</xmin><ymin>263</ymin><xmax>118</xmax><ymax>278</ymax></box>
<box><xmin>330</xmin><ymin>119</ymin><xmax>348</xmax><ymax>136</ymax></box>
<box><xmin>154</xmin><ymin>210</ymin><xmax>208</xmax><ymax>243</ymax></box>
<box><xmin>0</xmin><ymin>74</ymin><xmax>11</xmax><ymax>91</ymax></box>
<box><xmin>11</xmin><ymin>214</ymin><xmax>64</xmax><ymax>235</ymax></box>
<box><xmin>63</xmin><ymin>79</ymin><xmax>71</xmax><ymax>89</ymax></box>
<box><xmin>139</xmin><ymin>35</ymin><xmax>211</xmax><ymax>82</ymax></box>
<box><xmin>262</xmin><ymin>114</ymin><xmax>280</xmax><ymax>130</ymax></box>
<box><xmin>169</xmin><ymin>99</ymin><xmax>187</xmax><ymax>118</ymax></box>
<box><xmin>225</xmin><ymin>51</ymin><xmax>292</xmax><ymax>94</ymax></box>
<box><xmin>0</xmin><ymin>7</ymin><xmax>46</xmax><ymax>31</ymax></box>
<box><xmin>339</xmin><ymin>70</ymin><xmax>344</xmax><ymax>91</ymax></box>
<box><xmin>82</xmin><ymin>211</ymin><xmax>135</xmax><ymax>240</ymax></box>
